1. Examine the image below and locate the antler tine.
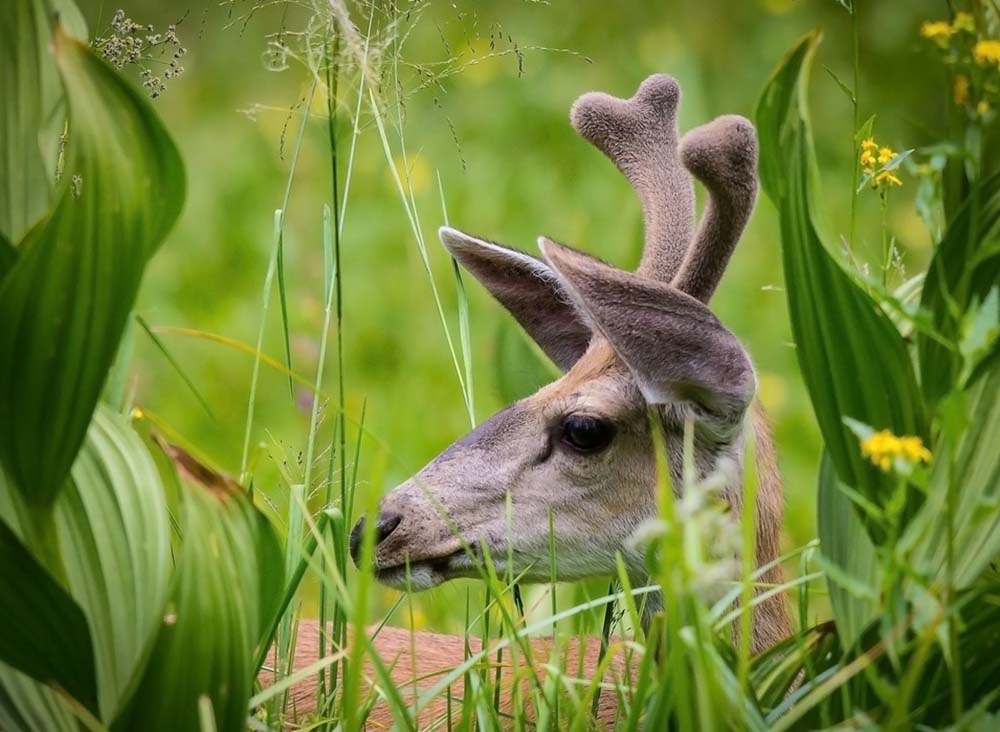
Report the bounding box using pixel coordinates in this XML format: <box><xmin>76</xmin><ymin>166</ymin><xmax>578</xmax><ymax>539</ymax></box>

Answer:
<box><xmin>570</xmin><ymin>74</ymin><xmax>695</xmax><ymax>283</ymax></box>
<box><xmin>673</xmin><ymin>115</ymin><xmax>758</xmax><ymax>303</ymax></box>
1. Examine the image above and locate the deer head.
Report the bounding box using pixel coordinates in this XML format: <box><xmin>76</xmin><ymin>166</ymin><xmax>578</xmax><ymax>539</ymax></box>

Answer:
<box><xmin>350</xmin><ymin>75</ymin><xmax>786</xmax><ymax>647</ymax></box>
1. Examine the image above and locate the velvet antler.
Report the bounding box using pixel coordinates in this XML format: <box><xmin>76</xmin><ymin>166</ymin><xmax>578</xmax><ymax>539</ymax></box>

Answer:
<box><xmin>570</xmin><ymin>76</ymin><xmax>758</xmax><ymax>303</ymax></box>
<box><xmin>570</xmin><ymin>75</ymin><xmax>695</xmax><ymax>284</ymax></box>
<box><xmin>675</xmin><ymin>115</ymin><xmax>758</xmax><ymax>303</ymax></box>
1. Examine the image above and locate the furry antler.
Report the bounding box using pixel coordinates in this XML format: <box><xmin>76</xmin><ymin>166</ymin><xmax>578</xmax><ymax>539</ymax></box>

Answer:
<box><xmin>570</xmin><ymin>76</ymin><xmax>758</xmax><ymax>303</ymax></box>
<box><xmin>675</xmin><ymin>115</ymin><xmax>758</xmax><ymax>302</ymax></box>
<box><xmin>570</xmin><ymin>75</ymin><xmax>695</xmax><ymax>284</ymax></box>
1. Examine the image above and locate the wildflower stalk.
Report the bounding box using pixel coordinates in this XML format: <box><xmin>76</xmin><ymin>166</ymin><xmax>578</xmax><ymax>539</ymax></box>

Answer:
<box><xmin>316</xmin><ymin>26</ymin><xmax>345</xmax><ymax>709</ymax></box>
<box><xmin>946</xmin><ymin>432</ymin><xmax>963</xmax><ymax>720</ymax></box>
<box><xmin>240</xmin><ymin>59</ymin><xmax>318</xmax><ymax>485</ymax></box>
<box><xmin>849</xmin><ymin>0</ymin><xmax>861</xmax><ymax>252</ymax></box>
<box><xmin>880</xmin><ymin>190</ymin><xmax>890</xmax><ymax>286</ymax></box>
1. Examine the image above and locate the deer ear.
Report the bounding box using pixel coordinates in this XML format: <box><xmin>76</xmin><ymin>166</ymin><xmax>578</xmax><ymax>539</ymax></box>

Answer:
<box><xmin>439</xmin><ymin>227</ymin><xmax>592</xmax><ymax>371</ymax></box>
<box><xmin>539</xmin><ymin>236</ymin><xmax>755</xmax><ymax>415</ymax></box>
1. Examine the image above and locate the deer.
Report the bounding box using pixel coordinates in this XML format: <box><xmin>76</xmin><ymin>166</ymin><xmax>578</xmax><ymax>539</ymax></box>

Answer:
<box><xmin>264</xmin><ymin>72</ymin><xmax>791</xmax><ymax>727</ymax></box>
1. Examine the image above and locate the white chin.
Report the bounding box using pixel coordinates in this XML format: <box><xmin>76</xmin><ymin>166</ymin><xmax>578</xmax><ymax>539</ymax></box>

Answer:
<box><xmin>375</xmin><ymin>563</ymin><xmax>446</xmax><ymax>591</ymax></box>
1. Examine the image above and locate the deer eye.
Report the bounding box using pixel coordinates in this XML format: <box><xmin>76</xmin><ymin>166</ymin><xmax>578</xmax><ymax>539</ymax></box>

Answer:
<box><xmin>559</xmin><ymin>414</ymin><xmax>615</xmax><ymax>454</ymax></box>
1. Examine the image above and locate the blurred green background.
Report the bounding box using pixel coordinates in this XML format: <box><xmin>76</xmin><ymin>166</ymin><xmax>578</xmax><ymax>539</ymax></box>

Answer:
<box><xmin>78</xmin><ymin>0</ymin><xmax>945</xmax><ymax>627</ymax></box>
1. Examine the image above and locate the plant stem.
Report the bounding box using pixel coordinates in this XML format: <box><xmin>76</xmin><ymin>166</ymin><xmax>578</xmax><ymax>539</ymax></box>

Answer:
<box><xmin>881</xmin><ymin>192</ymin><xmax>890</xmax><ymax>287</ymax></box>
<box><xmin>946</xmin><ymin>435</ymin><xmax>964</xmax><ymax>720</ymax></box>
<box><xmin>318</xmin><ymin>24</ymin><xmax>345</xmax><ymax>709</ymax></box>
<box><xmin>240</xmin><ymin>73</ymin><xmax>318</xmax><ymax>483</ymax></box>
<box><xmin>848</xmin><ymin>0</ymin><xmax>861</xmax><ymax>252</ymax></box>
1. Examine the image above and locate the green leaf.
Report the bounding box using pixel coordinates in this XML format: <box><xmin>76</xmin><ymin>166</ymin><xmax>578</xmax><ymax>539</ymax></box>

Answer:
<box><xmin>0</xmin><ymin>23</ymin><xmax>185</xmax><ymax>506</ymax></box>
<box><xmin>904</xmin><ymin>354</ymin><xmax>1000</xmax><ymax>588</ymax></box>
<box><xmin>113</xmin><ymin>463</ymin><xmax>283</xmax><ymax>732</ymax></box>
<box><xmin>919</xmin><ymin>173</ymin><xmax>1000</xmax><ymax>403</ymax></box>
<box><xmin>817</xmin><ymin>453</ymin><xmax>880</xmax><ymax>648</ymax></box>
<box><xmin>854</xmin><ymin>115</ymin><xmax>875</xmax><ymax>147</ymax></box>
<box><xmin>756</xmin><ymin>32</ymin><xmax>927</xmax><ymax>541</ymax></box>
<box><xmin>0</xmin><ymin>519</ymin><xmax>99</xmax><ymax>717</ymax></box>
<box><xmin>0</xmin><ymin>406</ymin><xmax>172</xmax><ymax>725</ymax></box>
<box><xmin>0</xmin><ymin>0</ymin><xmax>84</xmax><ymax>243</ymax></box>
<box><xmin>135</xmin><ymin>315</ymin><xmax>217</xmax><ymax>421</ymax></box>
<box><xmin>0</xmin><ymin>232</ymin><xmax>15</xmax><ymax>279</ymax></box>
<box><xmin>750</xmin><ymin>621</ymin><xmax>838</xmax><ymax>709</ymax></box>
<box><xmin>960</xmin><ymin>287</ymin><xmax>1000</xmax><ymax>384</ymax></box>
<box><xmin>0</xmin><ymin>676</ymin><xmax>77</xmax><ymax>732</ymax></box>
<box><xmin>822</xmin><ymin>65</ymin><xmax>855</xmax><ymax>106</ymax></box>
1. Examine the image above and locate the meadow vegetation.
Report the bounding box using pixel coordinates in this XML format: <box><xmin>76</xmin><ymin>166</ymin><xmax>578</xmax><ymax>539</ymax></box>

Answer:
<box><xmin>1</xmin><ymin>0</ymin><xmax>1000</xmax><ymax>730</ymax></box>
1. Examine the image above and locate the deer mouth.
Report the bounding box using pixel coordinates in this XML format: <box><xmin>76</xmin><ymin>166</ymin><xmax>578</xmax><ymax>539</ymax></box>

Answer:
<box><xmin>374</xmin><ymin>548</ymin><xmax>473</xmax><ymax>591</ymax></box>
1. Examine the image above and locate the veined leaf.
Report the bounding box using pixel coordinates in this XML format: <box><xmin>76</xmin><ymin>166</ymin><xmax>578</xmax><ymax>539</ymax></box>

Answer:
<box><xmin>0</xmin><ymin>23</ymin><xmax>185</xmax><ymax>506</ymax></box>
<box><xmin>0</xmin><ymin>0</ymin><xmax>85</xmax><ymax>243</ymax></box>
<box><xmin>0</xmin><ymin>406</ymin><xmax>172</xmax><ymax>725</ymax></box>
<box><xmin>750</xmin><ymin>621</ymin><xmax>838</xmax><ymax>709</ymax></box>
<box><xmin>0</xmin><ymin>519</ymin><xmax>98</xmax><ymax>717</ymax></box>
<box><xmin>55</xmin><ymin>408</ymin><xmax>172</xmax><ymax>718</ymax></box>
<box><xmin>918</xmin><ymin>170</ymin><xmax>1000</xmax><ymax>405</ymax></box>
<box><xmin>755</xmin><ymin>32</ymin><xmax>927</xmax><ymax>542</ymax></box>
<box><xmin>0</xmin><ymin>675</ymin><xmax>78</xmax><ymax>732</ymax></box>
<box><xmin>0</xmin><ymin>232</ymin><xmax>14</xmax><ymax>279</ymax></box>
<box><xmin>113</xmin><ymin>461</ymin><xmax>283</xmax><ymax>732</ymax></box>
<box><xmin>817</xmin><ymin>453</ymin><xmax>880</xmax><ymax>647</ymax></box>
<box><xmin>904</xmin><ymin>352</ymin><xmax>1000</xmax><ymax>588</ymax></box>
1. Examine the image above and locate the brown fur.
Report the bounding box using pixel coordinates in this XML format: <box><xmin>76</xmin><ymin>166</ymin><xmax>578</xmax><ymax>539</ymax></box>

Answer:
<box><xmin>263</xmin><ymin>622</ymin><xmax>626</xmax><ymax>728</ymax></box>
<box><xmin>748</xmin><ymin>402</ymin><xmax>792</xmax><ymax>649</ymax></box>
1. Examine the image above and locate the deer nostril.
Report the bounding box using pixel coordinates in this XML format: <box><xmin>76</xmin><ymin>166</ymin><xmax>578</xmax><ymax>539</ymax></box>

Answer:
<box><xmin>375</xmin><ymin>512</ymin><xmax>403</xmax><ymax>544</ymax></box>
<box><xmin>349</xmin><ymin>512</ymin><xmax>403</xmax><ymax>567</ymax></box>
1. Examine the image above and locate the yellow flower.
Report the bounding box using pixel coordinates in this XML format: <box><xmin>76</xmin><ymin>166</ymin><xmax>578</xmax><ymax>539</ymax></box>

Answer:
<box><xmin>974</xmin><ymin>39</ymin><xmax>1000</xmax><ymax>67</ymax></box>
<box><xmin>898</xmin><ymin>436</ymin><xmax>933</xmax><ymax>464</ymax></box>
<box><xmin>875</xmin><ymin>170</ymin><xmax>903</xmax><ymax>188</ymax></box>
<box><xmin>978</xmin><ymin>99</ymin><xmax>992</xmax><ymax>115</ymax></box>
<box><xmin>953</xmin><ymin>12</ymin><xmax>976</xmax><ymax>33</ymax></box>
<box><xmin>861</xmin><ymin>429</ymin><xmax>932</xmax><ymax>472</ymax></box>
<box><xmin>954</xmin><ymin>74</ymin><xmax>971</xmax><ymax>105</ymax></box>
<box><xmin>921</xmin><ymin>20</ymin><xmax>956</xmax><ymax>43</ymax></box>
<box><xmin>860</xmin><ymin>138</ymin><xmax>879</xmax><ymax>173</ymax></box>
<box><xmin>859</xmin><ymin>137</ymin><xmax>903</xmax><ymax>187</ymax></box>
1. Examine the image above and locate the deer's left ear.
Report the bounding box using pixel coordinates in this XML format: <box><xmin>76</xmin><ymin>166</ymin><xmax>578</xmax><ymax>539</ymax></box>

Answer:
<box><xmin>539</xmin><ymin>236</ymin><xmax>755</xmax><ymax>416</ymax></box>
<box><xmin>440</xmin><ymin>227</ymin><xmax>592</xmax><ymax>371</ymax></box>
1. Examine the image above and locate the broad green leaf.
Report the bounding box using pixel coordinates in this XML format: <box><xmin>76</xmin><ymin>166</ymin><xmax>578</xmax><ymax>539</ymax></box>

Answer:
<box><xmin>0</xmin><ymin>406</ymin><xmax>172</xmax><ymax>725</ymax></box>
<box><xmin>0</xmin><ymin>520</ymin><xmax>98</xmax><ymax>716</ymax></box>
<box><xmin>113</xmin><ymin>464</ymin><xmax>283</xmax><ymax>732</ymax></box>
<box><xmin>756</xmin><ymin>32</ymin><xmax>927</xmax><ymax>541</ymax></box>
<box><xmin>0</xmin><ymin>232</ymin><xmax>14</xmax><ymax>278</ymax></box>
<box><xmin>0</xmin><ymin>0</ymin><xmax>51</xmax><ymax>242</ymax></box>
<box><xmin>959</xmin><ymin>287</ymin><xmax>1000</xmax><ymax>384</ymax></box>
<box><xmin>904</xmin><ymin>353</ymin><xmax>1000</xmax><ymax>588</ymax></box>
<box><xmin>749</xmin><ymin>621</ymin><xmax>838</xmax><ymax>709</ymax></box>
<box><xmin>0</xmin><ymin>0</ymin><xmax>84</xmax><ymax>243</ymax></box>
<box><xmin>918</xmin><ymin>171</ymin><xmax>1000</xmax><ymax>405</ymax></box>
<box><xmin>817</xmin><ymin>453</ymin><xmax>880</xmax><ymax>648</ymax></box>
<box><xmin>0</xmin><ymin>23</ymin><xmax>185</xmax><ymax>507</ymax></box>
<box><xmin>0</xmin><ymin>675</ymin><xmax>77</xmax><ymax>732</ymax></box>
<box><xmin>56</xmin><ymin>408</ymin><xmax>172</xmax><ymax>717</ymax></box>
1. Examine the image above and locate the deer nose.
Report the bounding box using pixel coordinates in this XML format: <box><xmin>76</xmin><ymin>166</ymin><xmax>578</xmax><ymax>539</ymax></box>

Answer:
<box><xmin>349</xmin><ymin>512</ymin><xmax>402</xmax><ymax>567</ymax></box>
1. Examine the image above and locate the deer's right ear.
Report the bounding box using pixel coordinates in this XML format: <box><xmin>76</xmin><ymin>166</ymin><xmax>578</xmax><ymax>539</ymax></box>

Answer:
<box><xmin>439</xmin><ymin>227</ymin><xmax>591</xmax><ymax>371</ymax></box>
